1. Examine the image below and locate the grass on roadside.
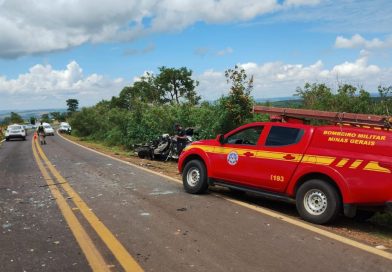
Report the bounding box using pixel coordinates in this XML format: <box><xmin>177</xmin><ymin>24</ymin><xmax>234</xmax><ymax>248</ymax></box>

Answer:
<box><xmin>62</xmin><ymin>133</ymin><xmax>133</xmax><ymax>157</ymax></box>
<box><xmin>371</xmin><ymin>212</ymin><xmax>392</xmax><ymax>229</ymax></box>
<box><xmin>0</xmin><ymin>125</ymin><xmax>6</xmax><ymax>141</ymax></box>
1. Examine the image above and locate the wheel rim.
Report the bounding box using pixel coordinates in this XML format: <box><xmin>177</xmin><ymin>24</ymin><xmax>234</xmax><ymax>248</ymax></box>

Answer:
<box><xmin>186</xmin><ymin>167</ymin><xmax>200</xmax><ymax>187</ymax></box>
<box><xmin>303</xmin><ymin>189</ymin><xmax>328</xmax><ymax>216</ymax></box>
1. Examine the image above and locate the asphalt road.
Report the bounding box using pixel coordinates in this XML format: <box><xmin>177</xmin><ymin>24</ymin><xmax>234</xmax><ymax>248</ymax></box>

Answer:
<box><xmin>0</xmin><ymin>133</ymin><xmax>391</xmax><ymax>272</ymax></box>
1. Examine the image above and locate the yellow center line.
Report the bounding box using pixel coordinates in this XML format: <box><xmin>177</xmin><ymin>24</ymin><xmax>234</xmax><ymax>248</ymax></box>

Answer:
<box><xmin>34</xmin><ymin>138</ymin><xmax>144</xmax><ymax>272</ymax></box>
<box><xmin>32</xmin><ymin>139</ymin><xmax>111</xmax><ymax>272</ymax></box>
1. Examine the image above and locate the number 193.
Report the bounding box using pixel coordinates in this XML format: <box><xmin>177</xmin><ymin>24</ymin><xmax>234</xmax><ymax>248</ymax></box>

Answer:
<box><xmin>270</xmin><ymin>175</ymin><xmax>285</xmax><ymax>182</ymax></box>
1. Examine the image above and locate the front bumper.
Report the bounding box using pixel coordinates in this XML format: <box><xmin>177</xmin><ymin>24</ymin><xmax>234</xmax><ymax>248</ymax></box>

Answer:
<box><xmin>6</xmin><ymin>134</ymin><xmax>25</xmax><ymax>139</ymax></box>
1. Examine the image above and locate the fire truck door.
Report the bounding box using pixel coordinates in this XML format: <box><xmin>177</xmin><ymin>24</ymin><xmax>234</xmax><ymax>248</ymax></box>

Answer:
<box><xmin>255</xmin><ymin>125</ymin><xmax>307</xmax><ymax>192</ymax></box>
<box><xmin>210</xmin><ymin>126</ymin><xmax>264</xmax><ymax>186</ymax></box>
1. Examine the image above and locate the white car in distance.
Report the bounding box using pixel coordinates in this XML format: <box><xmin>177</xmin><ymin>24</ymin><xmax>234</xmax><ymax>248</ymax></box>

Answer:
<box><xmin>5</xmin><ymin>124</ymin><xmax>26</xmax><ymax>141</ymax></box>
<box><xmin>43</xmin><ymin>123</ymin><xmax>55</xmax><ymax>136</ymax></box>
<box><xmin>58</xmin><ymin>122</ymin><xmax>72</xmax><ymax>134</ymax></box>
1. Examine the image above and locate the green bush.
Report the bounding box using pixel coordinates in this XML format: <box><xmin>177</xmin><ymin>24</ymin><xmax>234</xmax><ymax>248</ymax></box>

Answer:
<box><xmin>370</xmin><ymin>212</ymin><xmax>392</xmax><ymax>228</ymax></box>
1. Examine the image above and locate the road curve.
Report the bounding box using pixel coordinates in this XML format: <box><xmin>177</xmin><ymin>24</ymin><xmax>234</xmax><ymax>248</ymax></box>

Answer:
<box><xmin>0</xmin><ymin>133</ymin><xmax>391</xmax><ymax>271</ymax></box>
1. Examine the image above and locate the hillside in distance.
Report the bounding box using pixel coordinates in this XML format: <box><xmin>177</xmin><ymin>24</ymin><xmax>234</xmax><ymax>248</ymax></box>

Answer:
<box><xmin>0</xmin><ymin>108</ymin><xmax>67</xmax><ymax>121</ymax></box>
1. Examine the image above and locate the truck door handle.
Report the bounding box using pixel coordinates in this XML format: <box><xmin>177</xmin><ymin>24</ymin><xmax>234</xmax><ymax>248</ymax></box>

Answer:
<box><xmin>283</xmin><ymin>154</ymin><xmax>295</xmax><ymax>160</ymax></box>
<box><xmin>244</xmin><ymin>152</ymin><xmax>254</xmax><ymax>157</ymax></box>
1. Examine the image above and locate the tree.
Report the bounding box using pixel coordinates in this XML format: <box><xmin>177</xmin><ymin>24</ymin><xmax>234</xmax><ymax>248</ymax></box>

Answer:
<box><xmin>30</xmin><ymin>116</ymin><xmax>36</xmax><ymax>125</ymax></box>
<box><xmin>155</xmin><ymin>66</ymin><xmax>200</xmax><ymax>105</ymax></box>
<box><xmin>41</xmin><ymin>114</ymin><xmax>50</xmax><ymax>123</ymax></box>
<box><xmin>2</xmin><ymin>117</ymin><xmax>11</xmax><ymax>125</ymax></box>
<box><xmin>295</xmin><ymin>83</ymin><xmax>334</xmax><ymax>111</ymax></box>
<box><xmin>376</xmin><ymin>85</ymin><xmax>392</xmax><ymax>115</ymax></box>
<box><xmin>50</xmin><ymin>112</ymin><xmax>66</xmax><ymax>122</ymax></box>
<box><xmin>210</xmin><ymin>65</ymin><xmax>255</xmax><ymax>134</ymax></box>
<box><xmin>295</xmin><ymin>83</ymin><xmax>374</xmax><ymax>114</ymax></box>
<box><xmin>66</xmin><ymin>99</ymin><xmax>79</xmax><ymax>113</ymax></box>
<box><xmin>335</xmin><ymin>84</ymin><xmax>372</xmax><ymax>113</ymax></box>
<box><xmin>10</xmin><ymin>112</ymin><xmax>24</xmax><ymax>124</ymax></box>
<box><xmin>133</xmin><ymin>73</ymin><xmax>162</xmax><ymax>104</ymax></box>
<box><xmin>114</xmin><ymin>74</ymin><xmax>162</xmax><ymax>110</ymax></box>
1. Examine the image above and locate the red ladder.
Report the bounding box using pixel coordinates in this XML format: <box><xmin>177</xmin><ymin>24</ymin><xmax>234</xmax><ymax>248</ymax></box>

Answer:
<box><xmin>253</xmin><ymin>106</ymin><xmax>392</xmax><ymax>128</ymax></box>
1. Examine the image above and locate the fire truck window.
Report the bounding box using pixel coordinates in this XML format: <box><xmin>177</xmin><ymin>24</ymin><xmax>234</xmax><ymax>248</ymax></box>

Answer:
<box><xmin>226</xmin><ymin>126</ymin><xmax>264</xmax><ymax>145</ymax></box>
<box><xmin>265</xmin><ymin>126</ymin><xmax>304</xmax><ymax>147</ymax></box>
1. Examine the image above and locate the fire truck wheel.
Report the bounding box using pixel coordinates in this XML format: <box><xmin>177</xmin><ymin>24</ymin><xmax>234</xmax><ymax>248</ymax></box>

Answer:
<box><xmin>296</xmin><ymin>179</ymin><xmax>341</xmax><ymax>224</ymax></box>
<box><xmin>183</xmin><ymin>160</ymin><xmax>208</xmax><ymax>194</ymax></box>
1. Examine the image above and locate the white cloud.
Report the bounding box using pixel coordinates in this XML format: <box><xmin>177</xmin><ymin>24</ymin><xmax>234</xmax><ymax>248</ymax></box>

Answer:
<box><xmin>0</xmin><ymin>0</ymin><xmax>319</xmax><ymax>58</ymax></box>
<box><xmin>330</xmin><ymin>56</ymin><xmax>380</xmax><ymax>77</ymax></box>
<box><xmin>2</xmin><ymin>54</ymin><xmax>391</xmax><ymax>109</ymax></box>
<box><xmin>0</xmin><ymin>61</ymin><xmax>124</xmax><ymax>109</ymax></box>
<box><xmin>335</xmin><ymin>34</ymin><xmax>392</xmax><ymax>49</ymax></box>
<box><xmin>217</xmin><ymin>47</ymin><xmax>234</xmax><ymax>56</ymax></box>
<box><xmin>194</xmin><ymin>47</ymin><xmax>210</xmax><ymax>57</ymax></box>
<box><xmin>123</xmin><ymin>43</ymin><xmax>156</xmax><ymax>56</ymax></box>
<box><xmin>284</xmin><ymin>0</ymin><xmax>320</xmax><ymax>7</ymax></box>
<box><xmin>196</xmin><ymin>69</ymin><xmax>227</xmax><ymax>99</ymax></box>
<box><xmin>132</xmin><ymin>71</ymin><xmax>154</xmax><ymax>83</ymax></box>
<box><xmin>196</xmin><ymin>54</ymin><xmax>392</xmax><ymax>100</ymax></box>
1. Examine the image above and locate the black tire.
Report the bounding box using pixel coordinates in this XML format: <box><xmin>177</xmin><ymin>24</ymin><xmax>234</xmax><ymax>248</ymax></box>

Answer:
<box><xmin>23</xmin><ymin>137</ymin><xmax>26</xmax><ymax>141</ymax></box>
<box><xmin>137</xmin><ymin>147</ymin><xmax>153</xmax><ymax>159</ymax></box>
<box><xmin>353</xmin><ymin>210</ymin><xmax>375</xmax><ymax>222</ymax></box>
<box><xmin>182</xmin><ymin>160</ymin><xmax>208</xmax><ymax>194</ymax></box>
<box><xmin>296</xmin><ymin>179</ymin><xmax>341</xmax><ymax>224</ymax></box>
<box><xmin>5</xmin><ymin>137</ymin><xmax>9</xmax><ymax>141</ymax></box>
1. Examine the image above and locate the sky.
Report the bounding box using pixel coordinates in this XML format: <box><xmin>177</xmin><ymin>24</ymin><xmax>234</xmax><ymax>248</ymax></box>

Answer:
<box><xmin>0</xmin><ymin>0</ymin><xmax>391</xmax><ymax>110</ymax></box>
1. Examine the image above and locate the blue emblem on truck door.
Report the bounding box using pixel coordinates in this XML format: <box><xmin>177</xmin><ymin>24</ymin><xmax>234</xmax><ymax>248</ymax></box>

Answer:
<box><xmin>227</xmin><ymin>151</ymin><xmax>239</xmax><ymax>165</ymax></box>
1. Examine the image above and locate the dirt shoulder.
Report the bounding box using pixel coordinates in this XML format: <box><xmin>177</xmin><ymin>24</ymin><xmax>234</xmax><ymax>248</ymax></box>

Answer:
<box><xmin>59</xmin><ymin>133</ymin><xmax>392</xmax><ymax>252</ymax></box>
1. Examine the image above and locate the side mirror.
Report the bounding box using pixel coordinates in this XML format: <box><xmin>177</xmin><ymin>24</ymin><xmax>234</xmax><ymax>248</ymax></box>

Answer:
<box><xmin>216</xmin><ymin>134</ymin><xmax>225</xmax><ymax>145</ymax></box>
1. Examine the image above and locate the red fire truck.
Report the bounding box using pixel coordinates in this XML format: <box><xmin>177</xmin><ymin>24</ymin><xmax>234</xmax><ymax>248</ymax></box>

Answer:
<box><xmin>178</xmin><ymin>106</ymin><xmax>392</xmax><ymax>224</ymax></box>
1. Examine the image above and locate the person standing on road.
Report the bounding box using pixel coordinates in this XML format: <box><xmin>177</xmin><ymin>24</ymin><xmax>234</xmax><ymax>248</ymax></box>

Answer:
<box><xmin>37</xmin><ymin>121</ymin><xmax>46</xmax><ymax>145</ymax></box>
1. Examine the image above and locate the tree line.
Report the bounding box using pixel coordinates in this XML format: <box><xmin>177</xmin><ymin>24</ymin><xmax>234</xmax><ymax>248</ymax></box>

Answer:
<box><xmin>295</xmin><ymin>83</ymin><xmax>392</xmax><ymax>114</ymax></box>
<box><xmin>67</xmin><ymin>66</ymin><xmax>262</xmax><ymax>148</ymax></box>
<box><xmin>2</xmin><ymin>65</ymin><xmax>391</xmax><ymax>147</ymax></box>
<box><xmin>67</xmin><ymin>65</ymin><xmax>392</xmax><ymax>149</ymax></box>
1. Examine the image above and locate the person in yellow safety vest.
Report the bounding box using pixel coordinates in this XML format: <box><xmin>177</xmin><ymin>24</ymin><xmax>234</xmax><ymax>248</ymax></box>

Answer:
<box><xmin>37</xmin><ymin>121</ymin><xmax>46</xmax><ymax>145</ymax></box>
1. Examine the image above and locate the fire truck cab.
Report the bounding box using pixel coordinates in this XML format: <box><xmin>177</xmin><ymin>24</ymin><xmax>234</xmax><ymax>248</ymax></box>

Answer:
<box><xmin>178</xmin><ymin>107</ymin><xmax>392</xmax><ymax>224</ymax></box>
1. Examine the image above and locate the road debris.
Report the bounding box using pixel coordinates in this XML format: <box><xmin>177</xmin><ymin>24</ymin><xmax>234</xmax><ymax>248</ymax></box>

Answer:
<box><xmin>39</xmin><ymin>182</ymin><xmax>67</xmax><ymax>187</ymax></box>
<box><xmin>375</xmin><ymin>245</ymin><xmax>388</xmax><ymax>250</ymax></box>
<box><xmin>2</xmin><ymin>222</ymin><xmax>12</xmax><ymax>229</ymax></box>
<box><xmin>149</xmin><ymin>190</ymin><xmax>174</xmax><ymax>196</ymax></box>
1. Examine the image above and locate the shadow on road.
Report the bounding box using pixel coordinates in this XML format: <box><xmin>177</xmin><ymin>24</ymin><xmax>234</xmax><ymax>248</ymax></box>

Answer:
<box><xmin>210</xmin><ymin>186</ymin><xmax>392</xmax><ymax>248</ymax></box>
